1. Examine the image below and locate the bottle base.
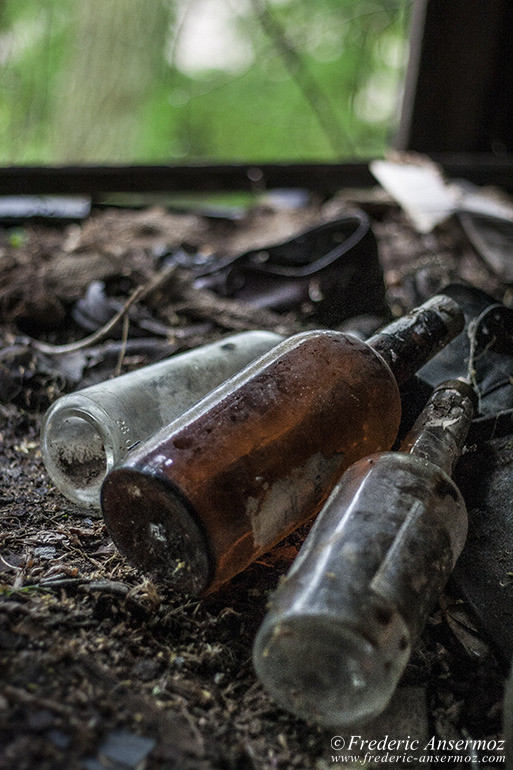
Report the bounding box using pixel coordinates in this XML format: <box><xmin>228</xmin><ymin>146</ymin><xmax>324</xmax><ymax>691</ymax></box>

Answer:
<box><xmin>253</xmin><ymin>612</ymin><xmax>409</xmax><ymax>728</ymax></box>
<box><xmin>101</xmin><ymin>468</ymin><xmax>212</xmax><ymax>595</ymax></box>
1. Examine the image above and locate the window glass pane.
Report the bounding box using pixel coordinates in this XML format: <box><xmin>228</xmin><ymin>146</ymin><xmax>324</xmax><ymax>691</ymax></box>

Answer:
<box><xmin>0</xmin><ymin>0</ymin><xmax>411</xmax><ymax>163</ymax></box>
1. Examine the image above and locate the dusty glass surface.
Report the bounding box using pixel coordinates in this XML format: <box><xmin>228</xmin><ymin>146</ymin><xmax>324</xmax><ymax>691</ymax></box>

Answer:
<box><xmin>253</xmin><ymin>381</ymin><xmax>476</xmax><ymax>727</ymax></box>
<box><xmin>101</xmin><ymin>296</ymin><xmax>463</xmax><ymax>594</ymax></box>
<box><xmin>41</xmin><ymin>330</ymin><xmax>282</xmax><ymax>508</ymax></box>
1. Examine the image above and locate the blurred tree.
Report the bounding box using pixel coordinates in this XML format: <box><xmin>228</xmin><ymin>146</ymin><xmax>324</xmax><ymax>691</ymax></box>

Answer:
<box><xmin>0</xmin><ymin>0</ymin><xmax>66</xmax><ymax>161</ymax></box>
<box><xmin>51</xmin><ymin>0</ymin><xmax>171</xmax><ymax>161</ymax></box>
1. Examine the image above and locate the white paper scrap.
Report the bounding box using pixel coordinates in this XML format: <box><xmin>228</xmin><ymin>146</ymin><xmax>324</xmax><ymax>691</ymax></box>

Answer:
<box><xmin>370</xmin><ymin>159</ymin><xmax>458</xmax><ymax>233</ymax></box>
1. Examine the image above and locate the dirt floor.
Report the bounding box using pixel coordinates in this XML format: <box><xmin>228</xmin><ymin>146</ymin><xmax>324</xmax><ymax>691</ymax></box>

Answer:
<box><xmin>0</xmin><ymin>189</ymin><xmax>510</xmax><ymax>769</ymax></box>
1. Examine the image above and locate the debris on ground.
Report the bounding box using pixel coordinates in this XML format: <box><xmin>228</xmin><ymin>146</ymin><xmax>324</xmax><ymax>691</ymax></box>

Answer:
<box><xmin>0</xmin><ymin>190</ymin><xmax>511</xmax><ymax>769</ymax></box>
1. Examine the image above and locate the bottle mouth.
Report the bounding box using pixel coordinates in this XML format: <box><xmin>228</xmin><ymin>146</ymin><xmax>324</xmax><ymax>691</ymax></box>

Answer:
<box><xmin>253</xmin><ymin>612</ymin><xmax>410</xmax><ymax>728</ymax></box>
<box><xmin>41</xmin><ymin>403</ymin><xmax>114</xmax><ymax>508</ymax></box>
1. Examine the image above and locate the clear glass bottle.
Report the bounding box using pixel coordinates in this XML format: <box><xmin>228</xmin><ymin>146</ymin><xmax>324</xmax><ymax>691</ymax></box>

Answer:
<box><xmin>253</xmin><ymin>379</ymin><xmax>477</xmax><ymax>727</ymax></box>
<box><xmin>41</xmin><ymin>331</ymin><xmax>283</xmax><ymax>508</ymax></box>
<box><xmin>101</xmin><ymin>295</ymin><xmax>464</xmax><ymax>595</ymax></box>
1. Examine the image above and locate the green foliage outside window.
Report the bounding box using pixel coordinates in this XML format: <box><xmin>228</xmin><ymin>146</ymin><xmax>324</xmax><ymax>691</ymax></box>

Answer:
<box><xmin>0</xmin><ymin>0</ymin><xmax>411</xmax><ymax>163</ymax></box>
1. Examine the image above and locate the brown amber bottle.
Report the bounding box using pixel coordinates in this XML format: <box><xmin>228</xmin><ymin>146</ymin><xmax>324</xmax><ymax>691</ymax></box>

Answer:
<box><xmin>101</xmin><ymin>295</ymin><xmax>463</xmax><ymax>595</ymax></box>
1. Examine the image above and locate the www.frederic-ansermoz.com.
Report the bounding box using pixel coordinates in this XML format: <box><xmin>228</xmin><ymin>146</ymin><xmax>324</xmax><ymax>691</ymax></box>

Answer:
<box><xmin>329</xmin><ymin>734</ymin><xmax>505</xmax><ymax>764</ymax></box>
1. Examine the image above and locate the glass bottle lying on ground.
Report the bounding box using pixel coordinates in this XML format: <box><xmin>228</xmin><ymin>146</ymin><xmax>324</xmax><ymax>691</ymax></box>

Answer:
<box><xmin>100</xmin><ymin>295</ymin><xmax>464</xmax><ymax>595</ymax></box>
<box><xmin>253</xmin><ymin>379</ymin><xmax>477</xmax><ymax>727</ymax></box>
<box><xmin>41</xmin><ymin>331</ymin><xmax>283</xmax><ymax>508</ymax></box>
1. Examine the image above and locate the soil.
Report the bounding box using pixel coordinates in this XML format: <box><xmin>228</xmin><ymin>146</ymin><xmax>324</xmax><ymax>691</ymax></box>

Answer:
<box><xmin>0</xmin><ymin>191</ymin><xmax>510</xmax><ymax>769</ymax></box>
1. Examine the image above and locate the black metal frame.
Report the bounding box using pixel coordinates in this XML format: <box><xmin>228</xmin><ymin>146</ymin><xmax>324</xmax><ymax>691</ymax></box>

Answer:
<box><xmin>1</xmin><ymin>1</ymin><xmax>513</xmax><ymax>195</ymax></box>
<box><xmin>396</xmin><ymin>0</ymin><xmax>513</xmax><ymax>154</ymax></box>
<box><xmin>1</xmin><ymin>156</ymin><xmax>513</xmax><ymax>196</ymax></box>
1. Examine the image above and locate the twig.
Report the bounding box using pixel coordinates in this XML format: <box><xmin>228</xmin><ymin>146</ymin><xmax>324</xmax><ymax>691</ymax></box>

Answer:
<box><xmin>466</xmin><ymin>316</ymin><xmax>498</xmax><ymax>412</ymax></box>
<box><xmin>37</xmin><ymin>577</ymin><xmax>88</xmax><ymax>588</ymax></box>
<box><xmin>30</xmin><ymin>265</ymin><xmax>177</xmax><ymax>356</ymax></box>
<box><xmin>28</xmin><ymin>576</ymin><xmax>151</xmax><ymax>616</ymax></box>
<box><xmin>79</xmin><ymin>579</ymin><xmax>132</xmax><ymax>596</ymax></box>
<box><xmin>0</xmin><ymin>554</ymin><xmax>21</xmax><ymax>571</ymax></box>
<box><xmin>466</xmin><ymin>318</ymin><xmax>480</xmax><ymax>404</ymax></box>
<box><xmin>170</xmin><ymin>273</ymin><xmax>297</xmax><ymax>335</ymax></box>
<box><xmin>29</xmin><ymin>577</ymin><xmax>129</xmax><ymax>593</ymax></box>
<box><xmin>113</xmin><ymin>313</ymin><xmax>130</xmax><ymax>378</ymax></box>
<box><xmin>3</xmin><ymin>685</ymin><xmax>75</xmax><ymax>717</ymax></box>
<box><xmin>78</xmin><ymin>580</ymin><xmax>152</xmax><ymax>616</ymax></box>
<box><xmin>30</xmin><ymin>284</ymin><xmax>146</xmax><ymax>355</ymax></box>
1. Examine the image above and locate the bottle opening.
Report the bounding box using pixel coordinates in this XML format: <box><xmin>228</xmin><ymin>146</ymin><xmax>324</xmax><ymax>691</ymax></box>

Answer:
<box><xmin>42</xmin><ymin>410</ymin><xmax>112</xmax><ymax>507</ymax></box>
<box><xmin>51</xmin><ymin>416</ymin><xmax>106</xmax><ymax>485</ymax></box>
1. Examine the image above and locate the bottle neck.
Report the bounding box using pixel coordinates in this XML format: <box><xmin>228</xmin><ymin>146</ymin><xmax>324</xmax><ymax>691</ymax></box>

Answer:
<box><xmin>400</xmin><ymin>379</ymin><xmax>477</xmax><ymax>476</ymax></box>
<box><xmin>367</xmin><ymin>295</ymin><xmax>464</xmax><ymax>386</ymax></box>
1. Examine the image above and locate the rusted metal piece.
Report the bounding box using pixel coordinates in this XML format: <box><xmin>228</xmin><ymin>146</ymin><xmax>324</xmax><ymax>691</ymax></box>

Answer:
<box><xmin>100</xmin><ymin>296</ymin><xmax>463</xmax><ymax>595</ymax></box>
<box><xmin>253</xmin><ymin>379</ymin><xmax>477</xmax><ymax>727</ymax></box>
